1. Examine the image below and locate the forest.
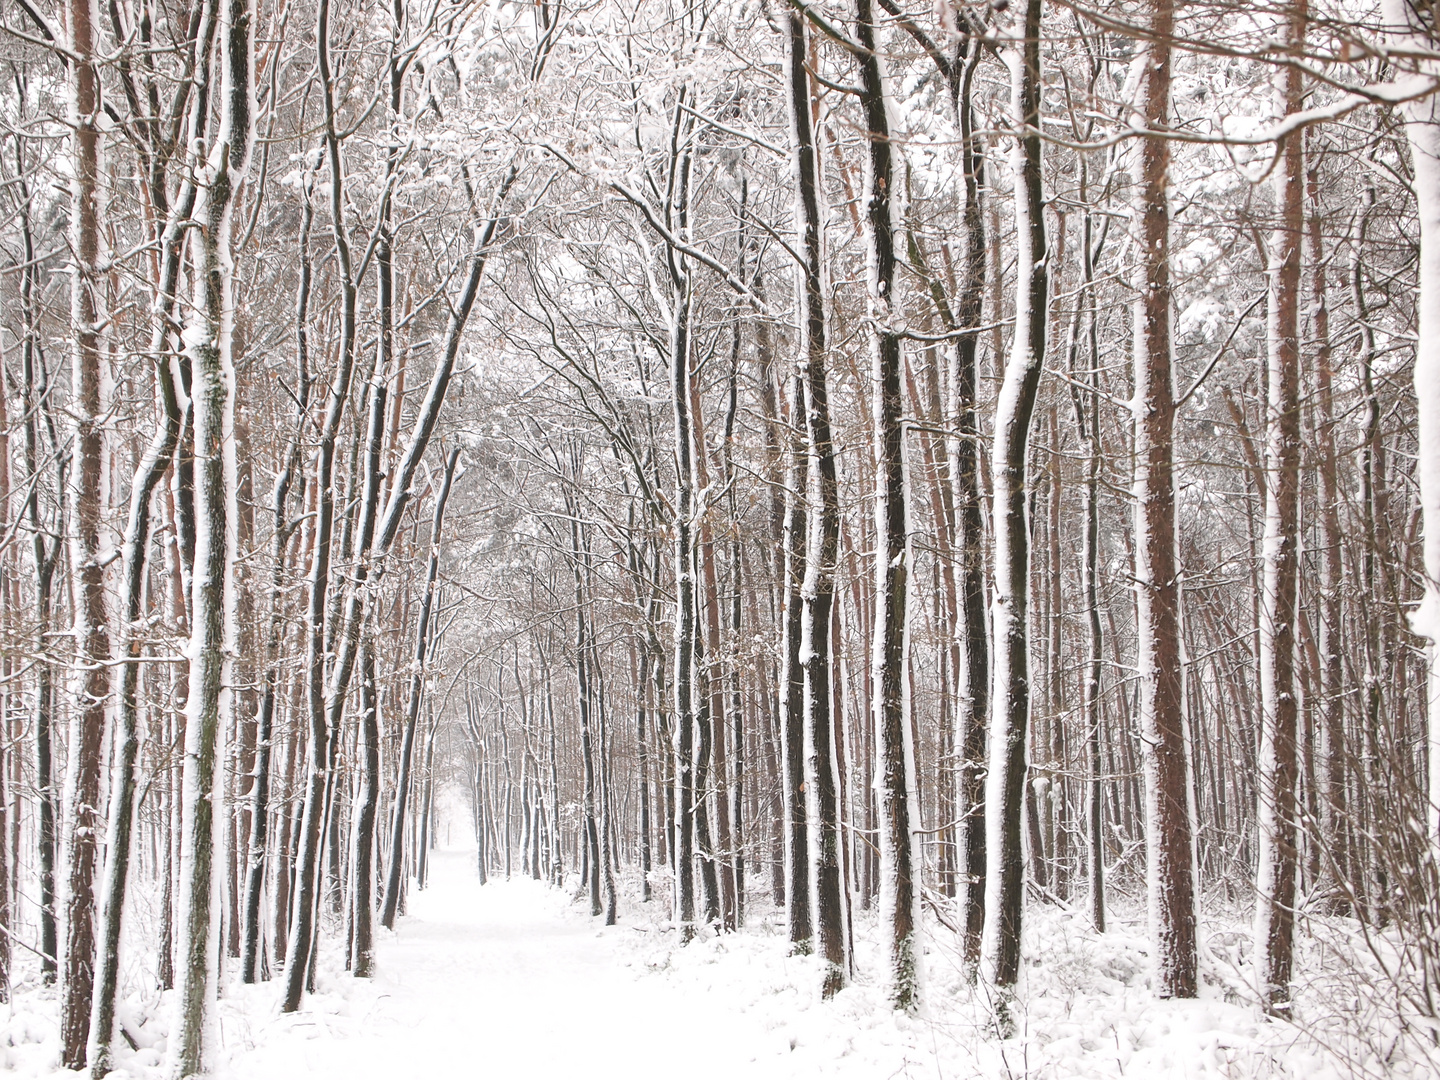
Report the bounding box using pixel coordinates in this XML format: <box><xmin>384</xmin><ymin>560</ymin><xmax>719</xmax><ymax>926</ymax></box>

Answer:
<box><xmin>0</xmin><ymin>0</ymin><xmax>1438</xmax><ymax>1076</ymax></box>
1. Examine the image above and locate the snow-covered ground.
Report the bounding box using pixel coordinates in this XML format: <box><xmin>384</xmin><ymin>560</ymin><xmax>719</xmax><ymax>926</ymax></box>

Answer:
<box><xmin>2</xmin><ymin>847</ymin><xmax>1432</xmax><ymax>1079</ymax></box>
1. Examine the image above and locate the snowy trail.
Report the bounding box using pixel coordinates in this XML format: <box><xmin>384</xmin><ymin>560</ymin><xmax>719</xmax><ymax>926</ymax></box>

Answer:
<box><xmin>0</xmin><ymin>843</ymin><xmax>1369</xmax><ymax>1079</ymax></box>
<box><xmin>225</xmin><ymin>849</ymin><xmax>781</xmax><ymax>1080</ymax></box>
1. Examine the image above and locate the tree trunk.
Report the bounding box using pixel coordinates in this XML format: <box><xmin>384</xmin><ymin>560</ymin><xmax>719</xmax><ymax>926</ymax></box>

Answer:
<box><xmin>171</xmin><ymin>0</ymin><xmax>251</xmax><ymax>1067</ymax></box>
<box><xmin>281</xmin><ymin>0</ymin><xmax>361</xmax><ymax>1013</ymax></box>
<box><xmin>380</xmin><ymin>448</ymin><xmax>460</xmax><ymax>928</ymax></box>
<box><xmin>88</xmin><ymin>177</ymin><xmax>192</xmax><ymax>1075</ymax></box>
<box><xmin>1069</xmin><ymin>159</ymin><xmax>1106</xmax><ymax>934</ymax></box>
<box><xmin>953</xmin><ymin>41</ymin><xmax>991</xmax><ymax>976</ymax></box>
<box><xmin>16</xmin><ymin>137</ymin><xmax>62</xmax><ymax>990</ymax></box>
<box><xmin>1133</xmin><ymin>0</ymin><xmax>1198</xmax><ymax>1000</ymax></box>
<box><xmin>61</xmin><ymin>0</ymin><xmax>110</xmax><ymax>1056</ymax></box>
<box><xmin>1306</xmin><ymin>139</ymin><xmax>1349</xmax><ymax>913</ymax></box>
<box><xmin>350</xmin><ymin>636</ymin><xmax>380</xmax><ymax>976</ymax></box>
<box><xmin>783</xmin><ymin>2</ymin><xmax>845</xmax><ymax>991</ymax></box>
<box><xmin>856</xmin><ymin>0</ymin><xmax>920</xmax><ymax>1011</ymax></box>
<box><xmin>1255</xmin><ymin>3</ymin><xmax>1305</xmax><ymax>1008</ymax></box>
<box><xmin>668</xmin><ymin>134</ymin><xmax>700</xmax><ymax>940</ymax></box>
<box><xmin>982</xmin><ymin>0</ymin><xmax>1047</xmax><ymax>999</ymax></box>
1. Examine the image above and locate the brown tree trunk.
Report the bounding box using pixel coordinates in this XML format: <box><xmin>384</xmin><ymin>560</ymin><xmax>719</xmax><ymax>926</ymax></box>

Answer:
<box><xmin>1133</xmin><ymin>0</ymin><xmax>1198</xmax><ymax>1000</ymax></box>
<box><xmin>61</xmin><ymin>0</ymin><xmax>110</xmax><ymax>1056</ymax></box>
<box><xmin>792</xmin><ymin>4</ymin><xmax>848</xmax><ymax>993</ymax></box>
<box><xmin>1306</xmin><ymin>139</ymin><xmax>1350</xmax><ymax>914</ymax></box>
<box><xmin>1255</xmin><ymin>2</ymin><xmax>1306</xmax><ymax>1009</ymax></box>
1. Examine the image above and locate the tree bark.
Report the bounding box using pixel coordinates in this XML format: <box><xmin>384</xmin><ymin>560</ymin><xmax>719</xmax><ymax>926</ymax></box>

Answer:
<box><xmin>88</xmin><ymin>151</ymin><xmax>195</xmax><ymax>1078</ymax></box>
<box><xmin>1254</xmin><ymin>1</ymin><xmax>1306</xmax><ymax>1008</ymax></box>
<box><xmin>1133</xmin><ymin>0</ymin><xmax>1198</xmax><ymax>1000</ymax></box>
<box><xmin>171</xmin><ymin>0</ymin><xmax>252</xmax><ymax>1067</ymax></box>
<box><xmin>856</xmin><ymin>0</ymin><xmax>920</xmax><ymax>1011</ymax></box>
<box><xmin>953</xmin><ymin>40</ymin><xmax>991</xmax><ymax>975</ymax></box>
<box><xmin>982</xmin><ymin>0</ymin><xmax>1047</xmax><ymax>998</ymax></box>
<box><xmin>380</xmin><ymin>448</ymin><xmax>460</xmax><ymax>928</ymax></box>
<box><xmin>61</xmin><ymin>0</ymin><xmax>110</xmax><ymax>1057</ymax></box>
<box><xmin>780</xmin><ymin>7</ymin><xmax>815</xmax><ymax>955</ymax></box>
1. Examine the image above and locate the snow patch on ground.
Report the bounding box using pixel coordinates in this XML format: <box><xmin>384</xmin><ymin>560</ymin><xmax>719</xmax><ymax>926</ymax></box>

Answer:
<box><xmin>1</xmin><ymin>848</ymin><xmax>1426</xmax><ymax>1079</ymax></box>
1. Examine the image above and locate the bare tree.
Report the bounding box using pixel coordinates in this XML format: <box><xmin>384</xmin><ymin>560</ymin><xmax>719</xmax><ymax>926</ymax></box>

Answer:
<box><xmin>1133</xmin><ymin>0</ymin><xmax>1198</xmax><ymax>1000</ymax></box>
<box><xmin>982</xmin><ymin>0</ymin><xmax>1048</xmax><ymax>1002</ymax></box>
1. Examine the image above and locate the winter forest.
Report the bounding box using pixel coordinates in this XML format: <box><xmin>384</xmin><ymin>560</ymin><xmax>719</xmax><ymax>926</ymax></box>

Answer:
<box><xmin>0</xmin><ymin>0</ymin><xmax>1438</xmax><ymax>1075</ymax></box>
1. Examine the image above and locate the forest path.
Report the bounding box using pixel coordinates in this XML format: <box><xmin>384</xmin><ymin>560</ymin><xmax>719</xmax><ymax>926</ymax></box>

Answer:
<box><xmin>226</xmin><ymin>848</ymin><xmax>778</xmax><ymax>1080</ymax></box>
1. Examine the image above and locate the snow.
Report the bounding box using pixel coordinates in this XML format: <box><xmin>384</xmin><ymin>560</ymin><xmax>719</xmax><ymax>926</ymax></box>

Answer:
<box><xmin>2</xmin><ymin>846</ymin><xmax>1423</xmax><ymax>1080</ymax></box>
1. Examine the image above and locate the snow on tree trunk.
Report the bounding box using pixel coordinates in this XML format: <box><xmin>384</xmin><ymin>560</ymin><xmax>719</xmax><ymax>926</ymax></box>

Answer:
<box><xmin>951</xmin><ymin>42</ymin><xmax>992</xmax><ymax>979</ymax></box>
<box><xmin>780</xmin><ymin>7</ymin><xmax>816</xmax><ymax>956</ymax></box>
<box><xmin>88</xmin><ymin>145</ymin><xmax>194</xmax><ymax>1073</ymax></box>
<box><xmin>669</xmin><ymin>146</ymin><xmax>699</xmax><ymax>940</ymax></box>
<box><xmin>1254</xmin><ymin>1</ymin><xmax>1305</xmax><ymax>1011</ymax></box>
<box><xmin>281</xmin><ymin>0</ymin><xmax>361</xmax><ymax>1013</ymax></box>
<box><xmin>982</xmin><ymin>0</ymin><xmax>1047</xmax><ymax>1000</ymax></box>
<box><xmin>856</xmin><ymin>0</ymin><xmax>920</xmax><ymax>1012</ymax></box>
<box><xmin>60</xmin><ymin>0</ymin><xmax>110</xmax><ymax>1061</ymax></box>
<box><xmin>381</xmin><ymin>449</ymin><xmax>459</xmax><ymax>930</ymax></box>
<box><xmin>1132</xmin><ymin>0</ymin><xmax>1199</xmax><ymax>1000</ymax></box>
<box><xmin>171</xmin><ymin>0</ymin><xmax>252</xmax><ymax>1071</ymax></box>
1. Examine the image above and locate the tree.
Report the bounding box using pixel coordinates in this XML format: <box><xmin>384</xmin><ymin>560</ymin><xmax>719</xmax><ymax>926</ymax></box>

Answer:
<box><xmin>982</xmin><ymin>0</ymin><xmax>1048</xmax><ymax>1000</ymax></box>
<box><xmin>60</xmin><ymin>0</ymin><xmax>111</xmax><ymax>1057</ymax></box>
<box><xmin>855</xmin><ymin>0</ymin><xmax>921</xmax><ymax>1011</ymax></box>
<box><xmin>170</xmin><ymin>0</ymin><xmax>252</xmax><ymax>1068</ymax></box>
<box><xmin>780</xmin><ymin>2</ymin><xmax>816</xmax><ymax>957</ymax></box>
<box><xmin>1133</xmin><ymin>0</ymin><xmax>1199</xmax><ymax>1000</ymax></box>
